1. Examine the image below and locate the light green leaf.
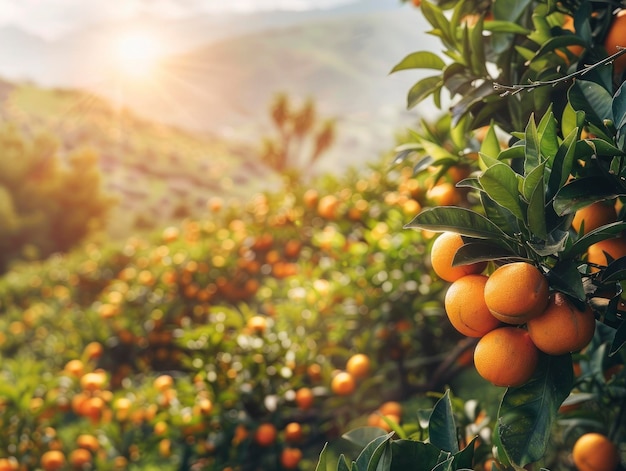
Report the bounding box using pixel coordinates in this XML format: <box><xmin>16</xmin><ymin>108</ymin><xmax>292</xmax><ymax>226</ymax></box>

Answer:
<box><xmin>524</xmin><ymin>114</ymin><xmax>540</xmax><ymax>176</ymax></box>
<box><xmin>390</xmin><ymin>51</ymin><xmax>447</xmax><ymax>74</ymax></box>
<box><xmin>315</xmin><ymin>443</ymin><xmax>329</xmax><ymax>471</ymax></box>
<box><xmin>479</xmin><ymin>122</ymin><xmax>501</xmax><ymax>160</ymax></box>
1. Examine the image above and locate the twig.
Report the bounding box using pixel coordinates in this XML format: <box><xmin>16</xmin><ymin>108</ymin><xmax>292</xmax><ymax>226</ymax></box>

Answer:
<box><xmin>494</xmin><ymin>47</ymin><xmax>626</xmax><ymax>96</ymax></box>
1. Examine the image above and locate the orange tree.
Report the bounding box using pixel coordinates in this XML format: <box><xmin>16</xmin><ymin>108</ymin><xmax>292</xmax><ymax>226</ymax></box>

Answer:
<box><xmin>316</xmin><ymin>0</ymin><xmax>626</xmax><ymax>470</ymax></box>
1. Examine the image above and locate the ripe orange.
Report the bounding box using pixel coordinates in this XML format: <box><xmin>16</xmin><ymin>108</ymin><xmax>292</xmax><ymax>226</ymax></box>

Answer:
<box><xmin>556</xmin><ymin>15</ymin><xmax>585</xmax><ymax>62</ymax></box>
<box><xmin>331</xmin><ymin>371</ymin><xmax>356</xmax><ymax>396</ymax></box>
<box><xmin>572</xmin><ymin>433</ymin><xmax>620</xmax><ymax>471</ymax></box>
<box><xmin>604</xmin><ymin>9</ymin><xmax>626</xmax><ymax>77</ymax></box>
<box><xmin>317</xmin><ymin>194</ymin><xmax>340</xmax><ymax>220</ymax></box>
<box><xmin>0</xmin><ymin>458</ymin><xmax>18</xmax><ymax>471</ymax></box>
<box><xmin>346</xmin><ymin>353</ymin><xmax>371</xmax><ymax>379</ymax></box>
<box><xmin>153</xmin><ymin>374</ymin><xmax>174</xmax><ymax>392</ymax></box>
<box><xmin>430</xmin><ymin>232</ymin><xmax>487</xmax><ymax>282</ymax></box>
<box><xmin>427</xmin><ymin>182</ymin><xmax>458</xmax><ymax>206</ymax></box>
<box><xmin>280</xmin><ymin>448</ymin><xmax>303</xmax><ymax>469</ymax></box>
<box><xmin>527</xmin><ymin>292</ymin><xmax>596</xmax><ymax>355</ymax></box>
<box><xmin>69</xmin><ymin>448</ymin><xmax>92</xmax><ymax>469</ymax></box>
<box><xmin>80</xmin><ymin>371</ymin><xmax>107</xmax><ymax>391</ymax></box>
<box><xmin>76</xmin><ymin>434</ymin><xmax>100</xmax><ymax>452</ymax></box>
<box><xmin>254</xmin><ymin>423</ymin><xmax>277</xmax><ymax>447</ymax></box>
<box><xmin>484</xmin><ymin>262</ymin><xmax>549</xmax><ymax>324</ymax></box>
<box><xmin>587</xmin><ymin>237</ymin><xmax>626</xmax><ymax>270</ymax></box>
<box><xmin>64</xmin><ymin>359</ymin><xmax>85</xmax><ymax>377</ymax></box>
<box><xmin>295</xmin><ymin>387</ymin><xmax>315</xmax><ymax>410</ymax></box>
<box><xmin>246</xmin><ymin>315</ymin><xmax>267</xmax><ymax>334</ymax></box>
<box><xmin>40</xmin><ymin>450</ymin><xmax>65</xmax><ymax>471</ymax></box>
<box><xmin>474</xmin><ymin>327</ymin><xmax>539</xmax><ymax>387</ymax></box>
<box><xmin>412</xmin><ymin>0</ymin><xmax>421</xmax><ymax>7</ymax></box>
<box><xmin>378</xmin><ymin>401</ymin><xmax>403</xmax><ymax>417</ymax></box>
<box><xmin>284</xmin><ymin>422</ymin><xmax>303</xmax><ymax>443</ymax></box>
<box><xmin>444</xmin><ymin>274</ymin><xmax>501</xmax><ymax>337</ymax></box>
<box><xmin>572</xmin><ymin>201</ymin><xmax>617</xmax><ymax>235</ymax></box>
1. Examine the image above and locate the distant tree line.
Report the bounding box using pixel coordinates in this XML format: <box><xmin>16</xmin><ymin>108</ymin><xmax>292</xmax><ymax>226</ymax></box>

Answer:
<box><xmin>0</xmin><ymin>124</ymin><xmax>114</xmax><ymax>273</ymax></box>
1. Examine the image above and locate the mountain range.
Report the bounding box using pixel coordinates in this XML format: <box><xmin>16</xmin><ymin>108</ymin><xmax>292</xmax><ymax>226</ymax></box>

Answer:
<box><xmin>0</xmin><ymin>1</ymin><xmax>439</xmax><ymax>172</ymax></box>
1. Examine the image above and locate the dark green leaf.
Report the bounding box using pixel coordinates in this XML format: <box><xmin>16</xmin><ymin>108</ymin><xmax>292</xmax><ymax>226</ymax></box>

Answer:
<box><xmin>453</xmin><ymin>241</ymin><xmax>519</xmax><ymax>265</ymax></box>
<box><xmin>414</xmin><ymin>156</ymin><xmax>436</xmax><ymax>175</ymax></box>
<box><xmin>612</xmin><ymin>80</ymin><xmax>626</xmax><ymax>131</ymax></box>
<box><xmin>498</xmin><ymin>354</ymin><xmax>574</xmax><ymax>468</ymax></box>
<box><xmin>478</xmin><ymin>163</ymin><xmax>525</xmax><ymax>220</ymax></box>
<box><xmin>405</xmin><ymin>206</ymin><xmax>510</xmax><ymax>240</ymax></box>
<box><xmin>315</xmin><ymin>443</ymin><xmax>329</xmax><ymax>471</ymax></box>
<box><xmin>583</xmin><ymin>138</ymin><xmax>626</xmax><ymax>157</ymax></box>
<box><xmin>452</xmin><ymin>437</ymin><xmax>478</xmax><ymax>470</ymax></box>
<box><xmin>390</xmin><ymin>52</ymin><xmax>447</xmax><ymax>74</ymax></box>
<box><xmin>534</xmin><ymin>35</ymin><xmax>587</xmax><ymax>58</ymax></box>
<box><xmin>569</xmin><ymin>80</ymin><xmax>613</xmax><ymax>128</ymax></box>
<box><xmin>431</xmin><ymin>456</ymin><xmax>454</xmax><ymax>471</ymax></box>
<box><xmin>480</xmin><ymin>192</ymin><xmax>520</xmax><ymax>239</ymax></box>
<box><xmin>526</xmin><ymin>229</ymin><xmax>569</xmax><ymax>257</ymax></box>
<box><xmin>408</xmin><ymin>76</ymin><xmax>443</xmax><ymax>109</ymax></box>
<box><xmin>337</xmin><ymin>455</ymin><xmax>352</xmax><ymax>471</ymax></box>
<box><xmin>343</xmin><ymin>427</ymin><xmax>389</xmax><ymax>448</ymax></box>
<box><xmin>563</xmin><ymin>222</ymin><xmax>626</xmax><ymax>260</ymax></box>
<box><xmin>355</xmin><ymin>433</ymin><xmax>394</xmax><ymax>471</ymax></box>
<box><xmin>428</xmin><ymin>391</ymin><xmax>459</xmax><ymax>454</ymax></box>
<box><xmin>469</xmin><ymin>18</ymin><xmax>488</xmax><ymax>77</ymax></box>
<box><xmin>546</xmin><ymin>260</ymin><xmax>586</xmax><ymax>302</ymax></box>
<box><xmin>553</xmin><ymin>177</ymin><xmax>622</xmax><ymax>216</ymax></box>
<box><xmin>522</xmin><ymin>163</ymin><xmax>545</xmax><ymax>202</ymax></box>
<box><xmin>451</xmin><ymin>81</ymin><xmax>496</xmax><ymax>127</ymax></box>
<box><xmin>390</xmin><ymin>440</ymin><xmax>442</xmax><ymax>471</ymax></box>
<box><xmin>547</xmin><ymin>128</ymin><xmax>578</xmax><ymax>199</ymax></box>
<box><xmin>609</xmin><ymin>322</ymin><xmax>626</xmax><ymax>356</ymax></box>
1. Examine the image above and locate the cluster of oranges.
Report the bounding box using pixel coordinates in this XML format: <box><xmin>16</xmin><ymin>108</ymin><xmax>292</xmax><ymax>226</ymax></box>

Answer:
<box><xmin>431</xmin><ymin>232</ymin><xmax>596</xmax><ymax>387</ymax></box>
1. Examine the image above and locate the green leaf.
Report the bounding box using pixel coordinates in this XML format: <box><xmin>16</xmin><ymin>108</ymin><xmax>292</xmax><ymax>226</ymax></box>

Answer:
<box><xmin>483</xmin><ymin>20</ymin><xmax>530</xmax><ymax>35</ymax></box>
<box><xmin>315</xmin><ymin>443</ymin><xmax>329</xmax><ymax>471</ymax></box>
<box><xmin>428</xmin><ymin>391</ymin><xmax>459</xmax><ymax>454</ymax></box>
<box><xmin>453</xmin><ymin>240</ymin><xmax>519</xmax><ymax>265</ymax></box>
<box><xmin>498</xmin><ymin>354</ymin><xmax>574</xmax><ymax>468</ymax></box>
<box><xmin>537</xmin><ymin>110</ymin><xmax>559</xmax><ymax>162</ymax></box>
<box><xmin>609</xmin><ymin>322</ymin><xmax>626</xmax><ymax>356</ymax></box>
<box><xmin>355</xmin><ymin>433</ymin><xmax>394</xmax><ymax>471</ymax></box>
<box><xmin>546</xmin><ymin>260</ymin><xmax>586</xmax><ymax>302</ymax></box>
<box><xmin>343</xmin><ymin>427</ymin><xmax>389</xmax><ymax>448</ymax></box>
<box><xmin>390</xmin><ymin>440</ymin><xmax>442</xmax><ymax>471</ymax></box>
<box><xmin>553</xmin><ymin>177</ymin><xmax>622</xmax><ymax>216</ymax></box>
<box><xmin>498</xmin><ymin>144</ymin><xmax>525</xmax><ymax>162</ymax></box>
<box><xmin>569</xmin><ymin>80</ymin><xmax>614</xmax><ymax>128</ymax></box>
<box><xmin>527</xmin><ymin>175</ymin><xmax>547</xmax><ymax>240</ymax></box>
<box><xmin>452</xmin><ymin>437</ymin><xmax>478</xmax><ymax>470</ymax></box>
<box><xmin>480</xmin><ymin>192</ymin><xmax>520</xmax><ymax>239</ymax></box>
<box><xmin>612</xmin><ymin>80</ymin><xmax>626</xmax><ymax>131</ymax></box>
<box><xmin>561</xmin><ymin>103</ymin><xmax>585</xmax><ymax>138</ymax></box>
<box><xmin>563</xmin><ymin>222</ymin><xmax>626</xmax><ymax>259</ymax></box>
<box><xmin>524</xmin><ymin>114</ymin><xmax>541</xmax><ymax>176</ymax></box>
<box><xmin>407</xmin><ymin>76</ymin><xmax>443</xmax><ymax>109</ymax></box>
<box><xmin>421</xmin><ymin>0</ymin><xmax>454</xmax><ymax>48</ymax></box>
<box><xmin>390</xmin><ymin>52</ymin><xmax>447</xmax><ymax>74</ymax></box>
<box><xmin>337</xmin><ymin>455</ymin><xmax>352</xmax><ymax>471</ymax></box>
<box><xmin>547</xmin><ymin>128</ymin><xmax>578</xmax><ymax>198</ymax></box>
<box><xmin>478</xmin><ymin>163</ymin><xmax>525</xmax><ymax>221</ymax></box>
<box><xmin>583</xmin><ymin>138</ymin><xmax>626</xmax><ymax>157</ymax></box>
<box><xmin>522</xmin><ymin>163</ymin><xmax>545</xmax><ymax>202</ymax></box>
<box><xmin>405</xmin><ymin>206</ymin><xmax>510</xmax><ymax>240</ymax></box>
<box><xmin>479</xmin><ymin>123</ymin><xmax>501</xmax><ymax>160</ymax></box>
<box><xmin>469</xmin><ymin>18</ymin><xmax>488</xmax><ymax>77</ymax></box>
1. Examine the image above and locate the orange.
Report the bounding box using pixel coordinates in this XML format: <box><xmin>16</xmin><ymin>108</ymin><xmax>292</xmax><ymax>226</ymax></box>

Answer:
<box><xmin>295</xmin><ymin>387</ymin><xmax>315</xmax><ymax>410</ymax></box>
<box><xmin>474</xmin><ymin>327</ymin><xmax>539</xmax><ymax>387</ymax></box>
<box><xmin>527</xmin><ymin>292</ymin><xmax>596</xmax><ymax>355</ymax></box>
<box><xmin>572</xmin><ymin>433</ymin><xmax>620</xmax><ymax>471</ymax></box>
<box><xmin>246</xmin><ymin>315</ymin><xmax>267</xmax><ymax>334</ymax></box>
<box><xmin>303</xmin><ymin>189</ymin><xmax>319</xmax><ymax>208</ymax></box>
<box><xmin>587</xmin><ymin>237</ymin><xmax>626</xmax><ymax>270</ymax></box>
<box><xmin>284</xmin><ymin>422</ymin><xmax>303</xmax><ymax>443</ymax></box>
<box><xmin>572</xmin><ymin>201</ymin><xmax>617</xmax><ymax>235</ymax></box>
<box><xmin>412</xmin><ymin>0</ymin><xmax>421</xmax><ymax>7</ymax></box>
<box><xmin>378</xmin><ymin>401</ymin><xmax>402</xmax><ymax>417</ymax></box>
<box><xmin>254</xmin><ymin>423</ymin><xmax>277</xmax><ymax>447</ymax></box>
<box><xmin>317</xmin><ymin>194</ymin><xmax>340</xmax><ymax>220</ymax></box>
<box><xmin>346</xmin><ymin>353</ymin><xmax>371</xmax><ymax>379</ymax></box>
<box><xmin>556</xmin><ymin>15</ymin><xmax>585</xmax><ymax>62</ymax></box>
<box><xmin>604</xmin><ymin>9</ymin><xmax>626</xmax><ymax>77</ymax></box>
<box><xmin>76</xmin><ymin>434</ymin><xmax>100</xmax><ymax>452</ymax></box>
<box><xmin>331</xmin><ymin>371</ymin><xmax>356</xmax><ymax>396</ymax></box>
<box><xmin>444</xmin><ymin>275</ymin><xmax>501</xmax><ymax>337</ymax></box>
<box><xmin>484</xmin><ymin>262</ymin><xmax>549</xmax><ymax>324</ymax></box>
<box><xmin>153</xmin><ymin>374</ymin><xmax>174</xmax><ymax>392</ymax></box>
<box><xmin>427</xmin><ymin>182</ymin><xmax>458</xmax><ymax>206</ymax></box>
<box><xmin>40</xmin><ymin>450</ymin><xmax>65</xmax><ymax>471</ymax></box>
<box><xmin>430</xmin><ymin>232</ymin><xmax>487</xmax><ymax>282</ymax></box>
<box><xmin>280</xmin><ymin>448</ymin><xmax>303</xmax><ymax>469</ymax></box>
<box><xmin>80</xmin><ymin>371</ymin><xmax>107</xmax><ymax>391</ymax></box>
<box><xmin>69</xmin><ymin>448</ymin><xmax>92</xmax><ymax>469</ymax></box>
<box><xmin>64</xmin><ymin>359</ymin><xmax>85</xmax><ymax>377</ymax></box>
<box><xmin>0</xmin><ymin>458</ymin><xmax>17</xmax><ymax>471</ymax></box>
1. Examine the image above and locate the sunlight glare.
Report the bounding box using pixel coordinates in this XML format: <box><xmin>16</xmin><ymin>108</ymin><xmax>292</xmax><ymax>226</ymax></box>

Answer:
<box><xmin>113</xmin><ymin>31</ymin><xmax>162</xmax><ymax>80</ymax></box>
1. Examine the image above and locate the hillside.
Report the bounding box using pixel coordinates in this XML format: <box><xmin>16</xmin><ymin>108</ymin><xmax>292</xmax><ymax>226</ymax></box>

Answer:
<box><xmin>98</xmin><ymin>8</ymin><xmax>434</xmax><ymax>172</ymax></box>
<box><xmin>0</xmin><ymin>81</ymin><xmax>278</xmax><ymax>238</ymax></box>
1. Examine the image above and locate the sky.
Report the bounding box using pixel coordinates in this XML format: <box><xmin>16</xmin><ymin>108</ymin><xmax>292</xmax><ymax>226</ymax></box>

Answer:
<box><xmin>0</xmin><ymin>0</ymin><xmax>358</xmax><ymax>39</ymax></box>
